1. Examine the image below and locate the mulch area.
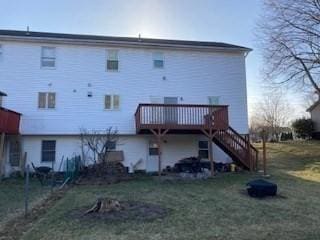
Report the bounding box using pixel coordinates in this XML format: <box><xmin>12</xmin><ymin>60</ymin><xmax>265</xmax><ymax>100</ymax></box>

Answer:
<box><xmin>0</xmin><ymin>189</ymin><xmax>67</xmax><ymax>240</ymax></box>
<box><xmin>69</xmin><ymin>201</ymin><xmax>169</xmax><ymax>223</ymax></box>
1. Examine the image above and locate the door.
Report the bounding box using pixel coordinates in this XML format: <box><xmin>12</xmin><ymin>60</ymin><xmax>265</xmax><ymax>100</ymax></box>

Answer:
<box><xmin>9</xmin><ymin>140</ymin><xmax>20</xmax><ymax>167</ymax></box>
<box><xmin>164</xmin><ymin>97</ymin><xmax>178</xmax><ymax>124</ymax></box>
<box><xmin>149</xmin><ymin>96</ymin><xmax>163</xmax><ymax>124</ymax></box>
<box><xmin>146</xmin><ymin>141</ymin><xmax>159</xmax><ymax>172</ymax></box>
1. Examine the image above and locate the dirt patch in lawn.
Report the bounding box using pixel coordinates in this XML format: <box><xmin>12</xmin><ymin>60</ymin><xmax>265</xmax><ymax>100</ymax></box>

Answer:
<box><xmin>0</xmin><ymin>189</ymin><xmax>67</xmax><ymax>240</ymax></box>
<box><xmin>69</xmin><ymin>201</ymin><xmax>169</xmax><ymax>222</ymax></box>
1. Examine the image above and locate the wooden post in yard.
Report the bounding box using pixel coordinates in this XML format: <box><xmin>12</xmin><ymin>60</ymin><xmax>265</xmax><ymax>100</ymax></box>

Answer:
<box><xmin>247</xmin><ymin>134</ymin><xmax>252</xmax><ymax>171</ymax></box>
<box><xmin>24</xmin><ymin>164</ymin><xmax>30</xmax><ymax>218</ymax></box>
<box><xmin>208</xmin><ymin>140</ymin><xmax>214</xmax><ymax>176</ymax></box>
<box><xmin>0</xmin><ymin>133</ymin><xmax>5</xmax><ymax>180</ymax></box>
<box><xmin>157</xmin><ymin>135</ymin><xmax>162</xmax><ymax>176</ymax></box>
<box><xmin>262</xmin><ymin>130</ymin><xmax>267</xmax><ymax>176</ymax></box>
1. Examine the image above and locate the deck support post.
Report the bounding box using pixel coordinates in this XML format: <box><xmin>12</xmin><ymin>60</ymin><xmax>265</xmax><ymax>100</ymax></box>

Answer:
<box><xmin>201</xmin><ymin>129</ymin><xmax>217</xmax><ymax>176</ymax></box>
<box><xmin>0</xmin><ymin>133</ymin><xmax>6</xmax><ymax>180</ymax></box>
<box><xmin>150</xmin><ymin>129</ymin><xmax>169</xmax><ymax>176</ymax></box>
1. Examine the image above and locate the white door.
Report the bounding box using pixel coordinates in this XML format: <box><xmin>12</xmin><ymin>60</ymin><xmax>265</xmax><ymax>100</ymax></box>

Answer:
<box><xmin>146</xmin><ymin>141</ymin><xmax>159</xmax><ymax>172</ymax></box>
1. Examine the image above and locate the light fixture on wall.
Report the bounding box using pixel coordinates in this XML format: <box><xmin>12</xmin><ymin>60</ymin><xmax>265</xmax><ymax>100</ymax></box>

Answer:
<box><xmin>87</xmin><ymin>91</ymin><xmax>93</xmax><ymax>97</ymax></box>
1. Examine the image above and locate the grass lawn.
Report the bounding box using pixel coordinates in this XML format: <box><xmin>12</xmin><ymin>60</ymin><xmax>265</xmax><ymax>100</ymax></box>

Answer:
<box><xmin>5</xmin><ymin>141</ymin><xmax>320</xmax><ymax>240</ymax></box>
<box><xmin>0</xmin><ymin>178</ymin><xmax>50</xmax><ymax>229</ymax></box>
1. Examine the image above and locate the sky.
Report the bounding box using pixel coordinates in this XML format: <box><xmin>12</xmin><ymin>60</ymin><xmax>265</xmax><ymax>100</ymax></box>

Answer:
<box><xmin>0</xmin><ymin>0</ymin><xmax>308</xmax><ymax>118</ymax></box>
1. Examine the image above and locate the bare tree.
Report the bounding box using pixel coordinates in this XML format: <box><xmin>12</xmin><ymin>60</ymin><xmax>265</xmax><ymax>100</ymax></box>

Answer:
<box><xmin>250</xmin><ymin>91</ymin><xmax>292</xmax><ymax>141</ymax></box>
<box><xmin>80</xmin><ymin>127</ymin><xmax>119</xmax><ymax>165</ymax></box>
<box><xmin>257</xmin><ymin>0</ymin><xmax>320</xmax><ymax>94</ymax></box>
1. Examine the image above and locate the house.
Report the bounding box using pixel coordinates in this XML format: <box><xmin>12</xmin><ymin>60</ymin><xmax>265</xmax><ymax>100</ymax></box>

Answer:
<box><xmin>0</xmin><ymin>29</ymin><xmax>257</xmax><ymax>177</ymax></box>
<box><xmin>307</xmin><ymin>100</ymin><xmax>320</xmax><ymax>139</ymax></box>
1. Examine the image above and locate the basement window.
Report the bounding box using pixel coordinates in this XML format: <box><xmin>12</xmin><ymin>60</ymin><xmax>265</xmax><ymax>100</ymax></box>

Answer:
<box><xmin>41</xmin><ymin>140</ymin><xmax>56</xmax><ymax>162</ymax></box>
<box><xmin>198</xmin><ymin>141</ymin><xmax>209</xmax><ymax>159</ymax></box>
<box><xmin>41</xmin><ymin>47</ymin><xmax>56</xmax><ymax>68</ymax></box>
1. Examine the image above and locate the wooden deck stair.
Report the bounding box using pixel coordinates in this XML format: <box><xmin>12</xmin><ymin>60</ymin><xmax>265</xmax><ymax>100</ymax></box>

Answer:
<box><xmin>212</xmin><ymin>126</ymin><xmax>258</xmax><ymax>170</ymax></box>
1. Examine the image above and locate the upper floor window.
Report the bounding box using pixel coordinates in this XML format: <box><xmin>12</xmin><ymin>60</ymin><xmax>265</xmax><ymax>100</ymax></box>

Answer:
<box><xmin>41</xmin><ymin>47</ymin><xmax>56</xmax><ymax>68</ymax></box>
<box><xmin>153</xmin><ymin>52</ymin><xmax>164</xmax><ymax>68</ymax></box>
<box><xmin>105</xmin><ymin>95</ymin><xmax>120</xmax><ymax>110</ymax></box>
<box><xmin>38</xmin><ymin>92</ymin><xmax>56</xmax><ymax>109</ymax></box>
<box><xmin>208</xmin><ymin>96</ymin><xmax>220</xmax><ymax>105</ymax></box>
<box><xmin>107</xmin><ymin>50</ymin><xmax>119</xmax><ymax>71</ymax></box>
<box><xmin>41</xmin><ymin>140</ymin><xmax>56</xmax><ymax>162</ymax></box>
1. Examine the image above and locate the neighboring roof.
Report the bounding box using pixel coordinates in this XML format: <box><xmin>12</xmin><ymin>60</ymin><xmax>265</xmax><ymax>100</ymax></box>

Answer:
<box><xmin>307</xmin><ymin>100</ymin><xmax>320</xmax><ymax>112</ymax></box>
<box><xmin>0</xmin><ymin>91</ymin><xmax>7</xmax><ymax>96</ymax></box>
<box><xmin>0</xmin><ymin>29</ymin><xmax>252</xmax><ymax>52</ymax></box>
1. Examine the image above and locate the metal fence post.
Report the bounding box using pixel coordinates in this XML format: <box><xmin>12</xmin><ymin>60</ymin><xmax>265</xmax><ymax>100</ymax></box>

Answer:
<box><xmin>24</xmin><ymin>164</ymin><xmax>30</xmax><ymax>218</ymax></box>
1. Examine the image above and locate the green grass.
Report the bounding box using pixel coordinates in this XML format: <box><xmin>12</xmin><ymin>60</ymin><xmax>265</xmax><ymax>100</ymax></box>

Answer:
<box><xmin>6</xmin><ymin>141</ymin><xmax>320</xmax><ymax>239</ymax></box>
<box><xmin>0</xmin><ymin>178</ymin><xmax>50</xmax><ymax>229</ymax></box>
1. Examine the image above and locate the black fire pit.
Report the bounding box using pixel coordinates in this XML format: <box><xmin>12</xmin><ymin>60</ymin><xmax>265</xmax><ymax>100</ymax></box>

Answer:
<box><xmin>246</xmin><ymin>179</ymin><xmax>277</xmax><ymax>198</ymax></box>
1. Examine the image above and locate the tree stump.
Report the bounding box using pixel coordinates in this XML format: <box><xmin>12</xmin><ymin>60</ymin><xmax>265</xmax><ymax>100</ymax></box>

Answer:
<box><xmin>85</xmin><ymin>198</ymin><xmax>122</xmax><ymax>214</ymax></box>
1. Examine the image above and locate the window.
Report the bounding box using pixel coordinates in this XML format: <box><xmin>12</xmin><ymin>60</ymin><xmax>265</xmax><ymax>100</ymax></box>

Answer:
<box><xmin>198</xmin><ymin>141</ymin><xmax>209</xmax><ymax>159</ymax></box>
<box><xmin>208</xmin><ymin>96</ymin><xmax>220</xmax><ymax>105</ymax></box>
<box><xmin>107</xmin><ymin>50</ymin><xmax>119</xmax><ymax>71</ymax></box>
<box><xmin>153</xmin><ymin>52</ymin><xmax>164</xmax><ymax>68</ymax></box>
<box><xmin>149</xmin><ymin>142</ymin><xmax>159</xmax><ymax>156</ymax></box>
<box><xmin>106</xmin><ymin>141</ymin><xmax>116</xmax><ymax>150</ymax></box>
<box><xmin>41</xmin><ymin>47</ymin><xmax>56</xmax><ymax>68</ymax></box>
<box><xmin>105</xmin><ymin>95</ymin><xmax>120</xmax><ymax>110</ymax></box>
<box><xmin>41</xmin><ymin>140</ymin><xmax>56</xmax><ymax>162</ymax></box>
<box><xmin>38</xmin><ymin>92</ymin><xmax>56</xmax><ymax>109</ymax></box>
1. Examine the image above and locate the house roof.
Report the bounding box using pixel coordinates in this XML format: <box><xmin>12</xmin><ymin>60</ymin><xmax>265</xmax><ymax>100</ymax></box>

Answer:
<box><xmin>0</xmin><ymin>91</ymin><xmax>7</xmax><ymax>96</ymax></box>
<box><xmin>307</xmin><ymin>100</ymin><xmax>320</xmax><ymax>112</ymax></box>
<box><xmin>0</xmin><ymin>29</ymin><xmax>252</xmax><ymax>52</ymax></box>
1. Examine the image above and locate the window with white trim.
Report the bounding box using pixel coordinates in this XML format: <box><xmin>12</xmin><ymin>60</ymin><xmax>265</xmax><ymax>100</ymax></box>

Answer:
<box><xmin>38</xmin><ymin>92</ymin><xmax>56</xmax><ymax>109</ymax></box>
<box><xmin>41</xmin><ymin>47</ymin><xmax>56</xmax><ymax>68</ymax></box>
<box><xmin>153</xmin><ymin>52</ymin><xmax>164</xmax><ymax>68</ymax></box>
<box><xmin>107</xmin><ymin>50</ymin><xmax>119</xmax><ymax>71</ymax></box>
<box><xmin>105</xmin><ymin>95</ymin><xmax>120</xmax><ymax>110</ymax></box>
<box><xmin>198</xmin><ymin>141</ymin><xmax>209</xmax><ymax>159</ymax></box>
<box><xmin>41</xmin><ymin>140</ymin><xmax>56</xmax><ymax>162</ymax></box>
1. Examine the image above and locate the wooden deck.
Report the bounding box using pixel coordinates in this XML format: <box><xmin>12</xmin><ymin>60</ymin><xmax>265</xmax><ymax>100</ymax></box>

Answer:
<box><xmin>135</xmin><ymin>103</ymin><xmax>258</xmax><ymax>174</ymax></box>
<box><xmin>135</xmin><ymin>103</ymin><xmax>229</xmax><ymax>134</ymax></box>
<box><xmin>0</xmin><ymin>107</ymin><xmax>21</xmax><ymax>134</ymax></box>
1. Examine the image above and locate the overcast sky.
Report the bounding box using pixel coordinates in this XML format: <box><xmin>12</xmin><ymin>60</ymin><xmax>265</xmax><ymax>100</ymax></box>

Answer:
<box><xmin>0</xmin><ymin>0</ymin><xmax>308</xmax><ymax>118</ymax></box>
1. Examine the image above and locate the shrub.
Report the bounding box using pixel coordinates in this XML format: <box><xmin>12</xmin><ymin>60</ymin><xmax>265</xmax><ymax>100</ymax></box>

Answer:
<box><xmin>292</xmin><ymin>118</ymin><xmax>314</xmax><ymax>139</ymax></box>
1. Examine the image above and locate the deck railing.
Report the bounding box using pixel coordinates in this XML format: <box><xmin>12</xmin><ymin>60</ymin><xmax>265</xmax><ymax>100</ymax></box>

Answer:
<box><xmin>135</xmin><ymin>103</ymin><xmax>228</xmax><ymax>132</ymax></box>
<box><xmin>0</xmin><ymin>107</ymin><xmax>21</xmax><ymax>134</ymax></box>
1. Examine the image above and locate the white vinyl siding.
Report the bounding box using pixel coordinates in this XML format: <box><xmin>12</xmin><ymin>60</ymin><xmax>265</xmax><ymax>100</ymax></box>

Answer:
<box><xmin>105</xmin><ymin>95</ymin><xmax>120</xmax><ymax>110</ymax></box>
<box><xmin>106</xmin><ymin>50</ymin><xmax>119</xmax><ymax>71</ymax></box>
<box><xmin>38</xmin><ymin>92</ymin><xmax>56</xmax><ymax>109</ymax></box>
<box><xmin>153</xmin><ymin>52</ymin><xmax>164</xmax><ymax>68</ymax></box>
<box><xmin>41</xmin><ymin>47</ymin><xmax>56</xmax><ymax>68</ymax></box>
